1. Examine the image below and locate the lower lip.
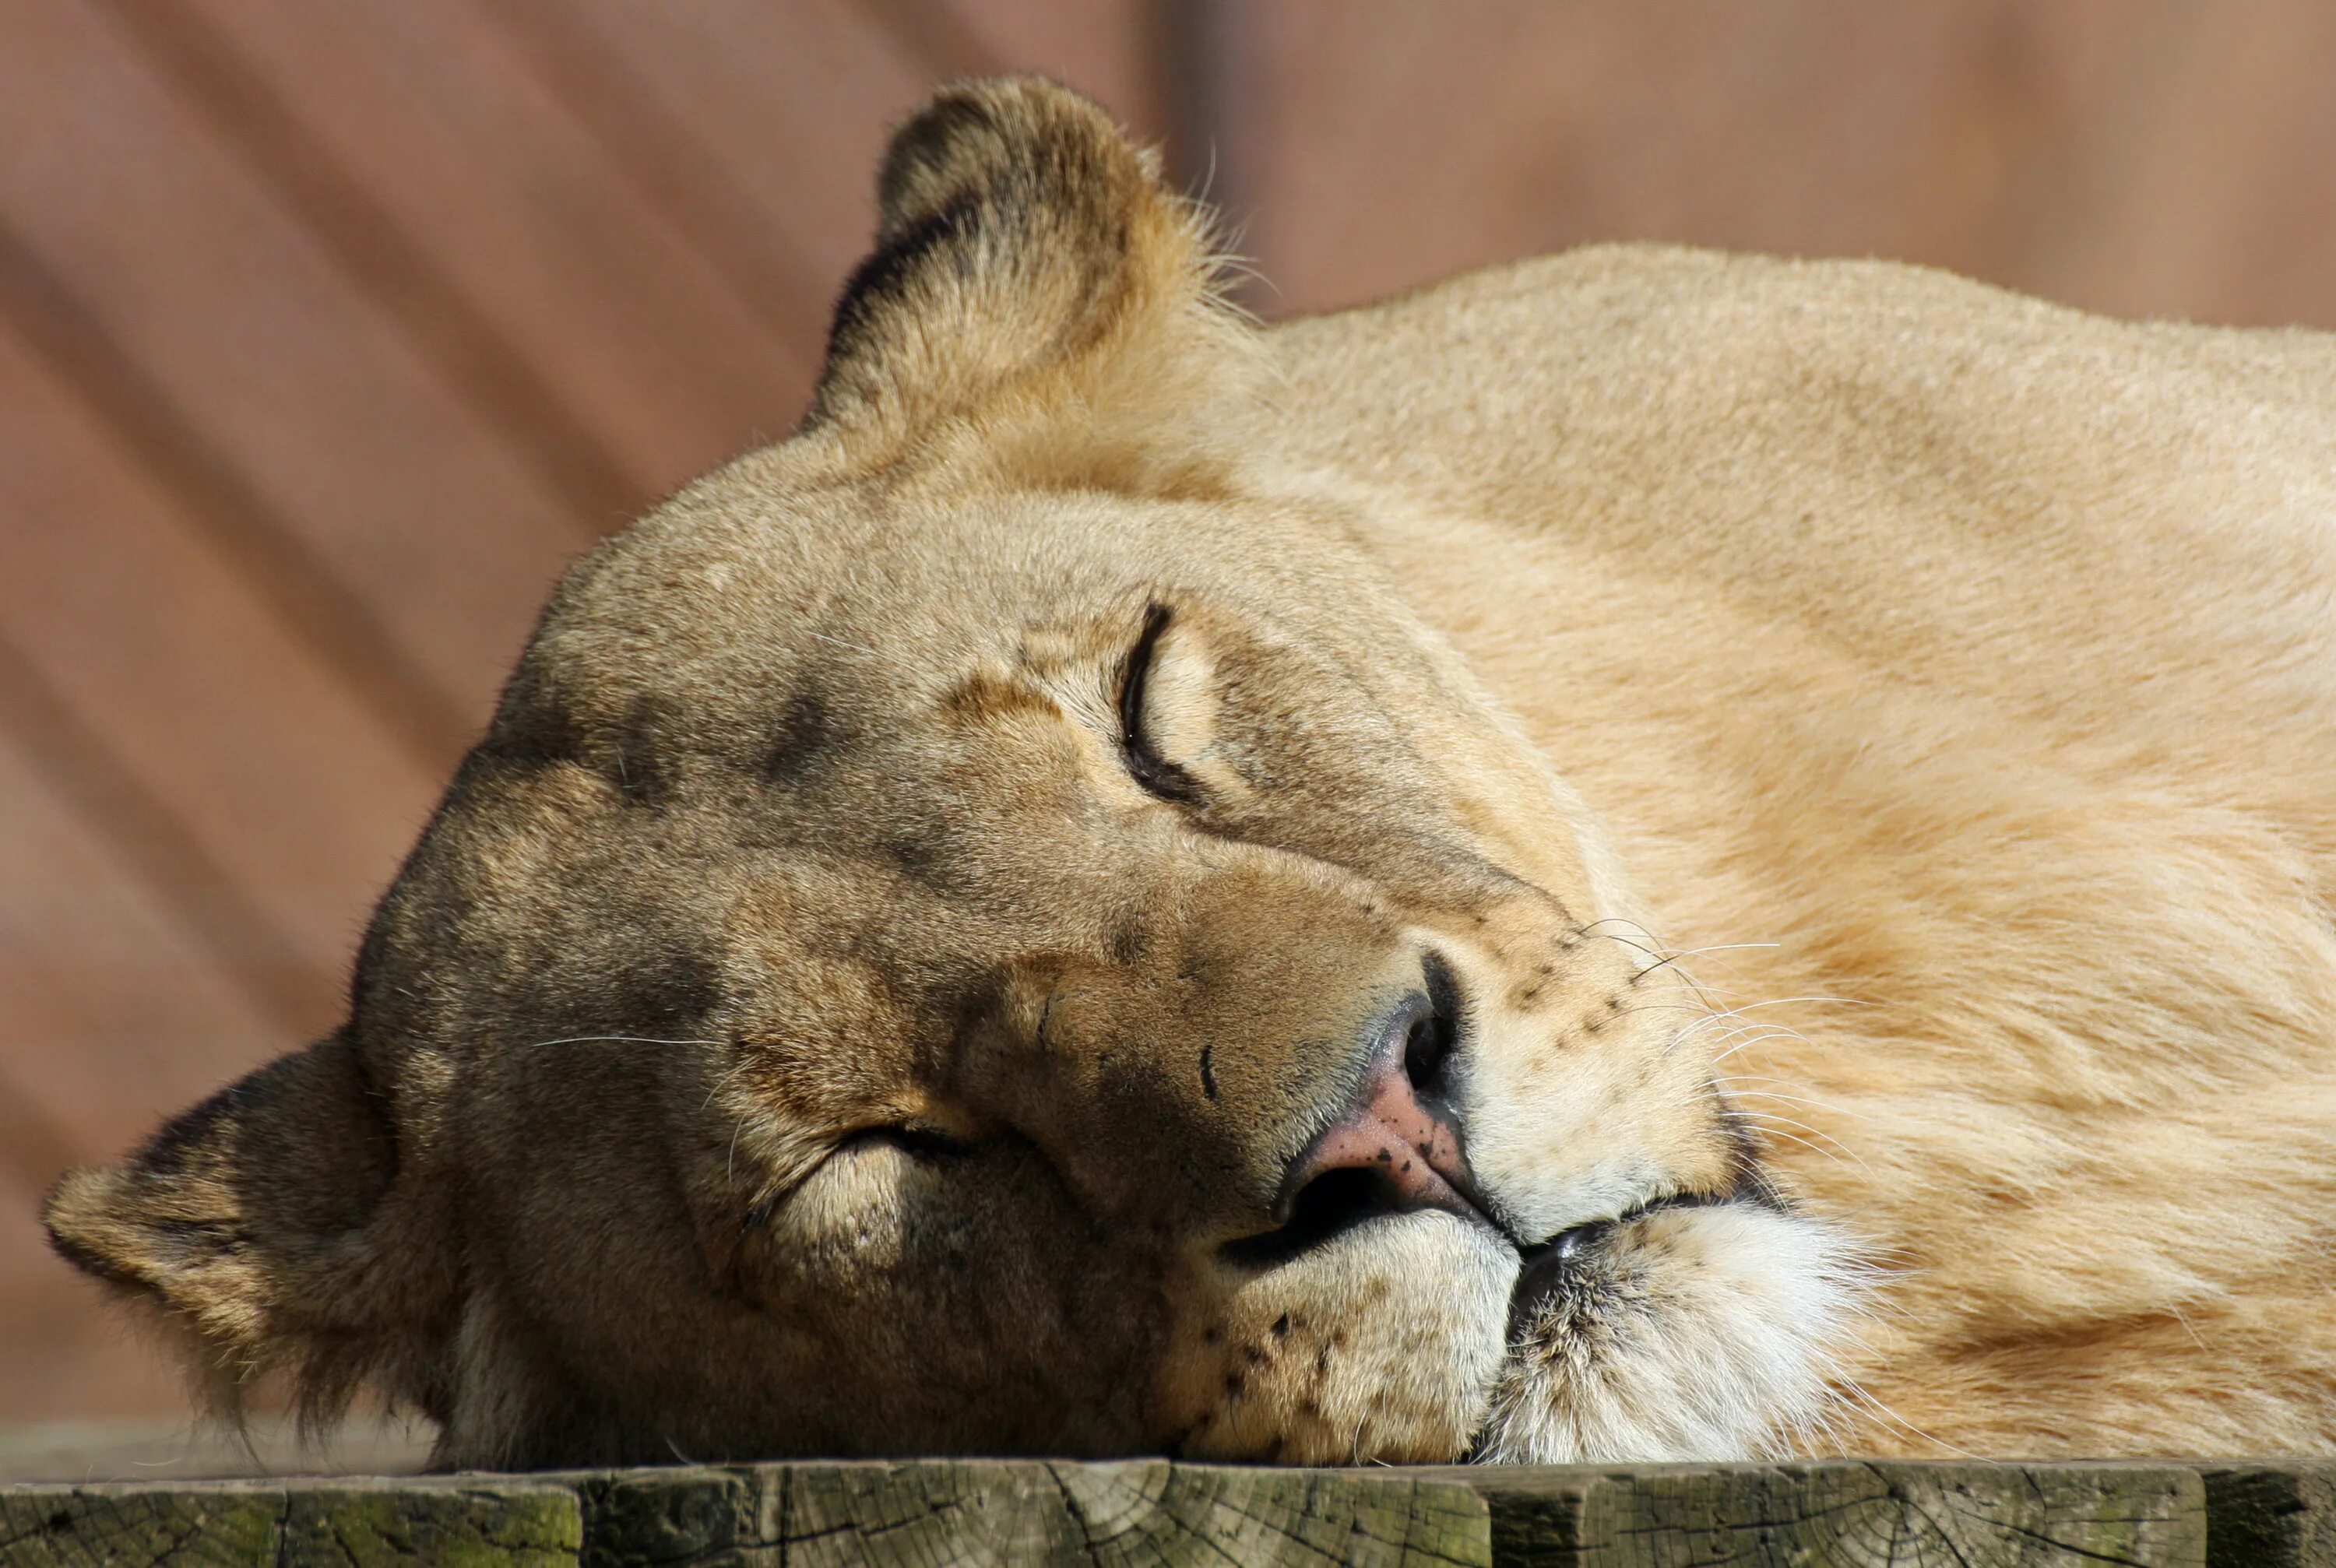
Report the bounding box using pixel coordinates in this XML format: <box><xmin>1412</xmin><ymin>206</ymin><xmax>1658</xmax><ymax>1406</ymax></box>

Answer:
<box><xmin>1506</xmin><ymin>1193</ymin><xmax>1729</xmax><ymax>1331</ymax></box>
<box><xmin>1507</xmin><ymin>1218</ymin><xmax>1615</xmax><ymax>1326</ymax></box>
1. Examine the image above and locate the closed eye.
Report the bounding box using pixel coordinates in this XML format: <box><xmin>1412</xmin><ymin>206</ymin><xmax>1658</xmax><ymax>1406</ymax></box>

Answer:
<box><xmin>843</xmin><ymin>1123</ymin><xmax>976</xmax><ymax>1162</ymax></box>
<box><xmin>1118</xmin><ymin>603</ymin><xmax>1202</xmax><ymax>803</ymax></box>
<box><xmin>743</xmin><ymin>1121</ymin><xmax>976</xmax><ymax>1235</ymax></box>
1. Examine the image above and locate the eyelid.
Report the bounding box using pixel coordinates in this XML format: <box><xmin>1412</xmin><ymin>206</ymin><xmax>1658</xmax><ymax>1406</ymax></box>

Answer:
<box><xmin>843</xmin><ymin>1122</ymin><xmax>974</xmax><ymax>1161</ymax></box>
<box><xmin>1117</xmin><ymin>603</ymin><xmax>1202</xmax><ymax>803</ymax></box>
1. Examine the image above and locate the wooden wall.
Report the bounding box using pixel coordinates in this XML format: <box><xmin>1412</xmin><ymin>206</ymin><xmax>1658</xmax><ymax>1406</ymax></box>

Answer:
<box><xmin>2</xmin><ymin>0</ymin><xmax>2331</xmax><ymax>1428</ymax></box>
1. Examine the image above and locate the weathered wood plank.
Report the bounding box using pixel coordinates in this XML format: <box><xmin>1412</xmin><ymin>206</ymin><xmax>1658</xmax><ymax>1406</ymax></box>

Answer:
<box><xmin>2201</xmin><ymin>1462</ymin><xmax>2336</xmax><ymax>1568</ymax></box>
<box><xmin>574</xmin><ymin>1460</ymin><xmax>1491</xmax><ymax>1567</ymax></box>
<box><xmin>1447</xmin><ymin>1461</ymin><xmax>2206</xmax><ymax>1568</ymax></box>
<box><xmin>0</xmin><ymin>1481</ymin><xmax>580</xmax><ymax>1567</ymax></box>
<box><xmin>0</xmin><ymin>1485</ymin><xmax>278</xmax><ymax>1567</ymax></box>
<box><xmin>8</xmin><ymin>1460</ymin><xmax>2324</xmax><ymax>1566</ymax></box>
<box><xmin>278</xmin><ymin>1485</ymin><xmax>581</xmax><ymax>1568</ymax></box>
<box><xmin>565</xmin><ymin>1464</ymin><xmax>743</xmax><ymax>1567</ymax></box>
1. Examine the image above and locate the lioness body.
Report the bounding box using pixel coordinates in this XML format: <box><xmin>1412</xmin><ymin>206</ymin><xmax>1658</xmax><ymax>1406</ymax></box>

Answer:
<box><xmin>45</xmin><ymin>83</ymin><xmax>2336</xmax><ymax>1464</ymax></box>
<box><xmin>1271</xmin><ymin>248</ymin><xmax>2336</xmax><ymax>1449</ymax></box>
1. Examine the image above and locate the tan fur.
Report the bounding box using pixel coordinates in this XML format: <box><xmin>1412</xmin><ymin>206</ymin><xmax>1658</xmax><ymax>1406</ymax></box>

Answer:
<box><xmin>44</xmin><ymin>80</ymin><xmax>2336</xmax><ymax>1466</ymax></box>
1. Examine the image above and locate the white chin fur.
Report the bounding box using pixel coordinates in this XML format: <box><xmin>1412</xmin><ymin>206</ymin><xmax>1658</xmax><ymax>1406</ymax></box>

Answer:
<box><xmin>1472</xmin><ymin>1201</ymin><xmax>1870</xmax><ymax>1463</ymax></box>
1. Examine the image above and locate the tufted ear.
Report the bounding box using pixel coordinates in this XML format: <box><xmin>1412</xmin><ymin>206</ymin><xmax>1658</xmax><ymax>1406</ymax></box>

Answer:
<box><xmin>42</xmin><ymin>1034</ymin><xmax>446</xmax><ymax>1426</ymax></box>
<box><xmin>803</xmin><ymin>77</ymin><xmax>1255</xmax><ymax>487</ymax></box>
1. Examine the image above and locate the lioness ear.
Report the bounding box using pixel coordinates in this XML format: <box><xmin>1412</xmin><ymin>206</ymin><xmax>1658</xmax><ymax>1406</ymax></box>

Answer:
<box><xmin>804</xmin><ymin>76</ymin><xmax>1254</xmax><ymax>486</ymax></box>
<box><xmin>42</xmin><ymin>1035</ymin><xmax>442</xmax><ymax>1424</ymax></box>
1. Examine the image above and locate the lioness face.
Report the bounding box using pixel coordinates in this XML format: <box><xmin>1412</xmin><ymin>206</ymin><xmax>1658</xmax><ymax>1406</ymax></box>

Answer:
<box><xmin>44</xmin><ymin>80</ymin><xmax>1860</xmax><ymax>1468</ymax></box>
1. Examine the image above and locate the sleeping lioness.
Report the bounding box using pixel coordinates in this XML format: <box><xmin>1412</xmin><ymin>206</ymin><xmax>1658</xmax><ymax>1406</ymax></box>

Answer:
<box><xmin>44</xmin><ymin>79</ymin><xmax>2336</xmax><ymax>1469</ymax></box>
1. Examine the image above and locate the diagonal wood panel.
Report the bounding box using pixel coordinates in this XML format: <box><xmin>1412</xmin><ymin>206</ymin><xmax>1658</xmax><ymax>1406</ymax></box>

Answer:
<box><xmin>2027</xmin><ymin>0</ymin><xmax>2336</xmax><ymax>327</ymax></box>
<box><xmin>0</xmin><ymin>319</ymin><xmax>436</xmax><ymax>1033</ymax></box>
<box><xmin>1230</xmin><ymin>0</ymin><xmax>2336</xmax><ymax>330</ymax></box>
<box><xmin>0</xmin><ymin>287</ymin><xmax>439</xmax><ymax>1432</ymax></box>
<box><xmin>129</xmin><ymin>0</ymin><xmax>818</xmax><ymax>502</ymax></box>
<box><xmin>0</xmin><ymin>728</ymin><xmax>283</xmax><ymax>1424</ymax></box>
<box><xmin>90</xmin><ymin>0</ymin><xmax>645</xmax><ymax>530</ymax></box>
<box><xmin>499</xmin><ymin>0</ymin><xmax>1163</xmax><ymax>322</ymax></box>
<box><xmin>0</xmin><ymin>0</ymin><xmax>590</xmax><ymax>754</ymax></box>
<box><xmin>0</xmin><ymin>217</ymin><xmax>462</xmax><ymax>768</ymax></box>
<box><xmin>1233</xmin><ymin>1</ymin><xmax>2122</xmax><ymax>317</ymax></box>
<box><xmin>477</xmin><ymin>0</ymin><xmax>839</xmax><ymax>365</ymax></box>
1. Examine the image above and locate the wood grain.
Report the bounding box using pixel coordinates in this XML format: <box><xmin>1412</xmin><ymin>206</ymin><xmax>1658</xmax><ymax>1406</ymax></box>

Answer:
<box><xmin>1453</xmin><ymin>1461</ymin><xmax>2205</xmax><ymax>1567</ymax></box>
<box><xmin>2200</xmin><ymin>1463</ymin><xmax>2336</xmax><ymax>1568</ymax></box>
<box><xmin>572</xmin><ymin>1459</ymin><xmax>1491</xmax><ymax>1567</ymax></box>
<box><xmin>5</xmin><ymin>1461</ymin><xmax>2324</xmax><ymax>1566</ymax></box>
<box><xmin>0</xmin><ymin>1481</ymin><xmax>580</xmax><ymax>1568</ymax></box>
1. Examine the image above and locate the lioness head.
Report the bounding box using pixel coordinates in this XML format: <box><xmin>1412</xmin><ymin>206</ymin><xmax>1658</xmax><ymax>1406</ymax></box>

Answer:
<box><xmin>44</xmin><ymin>80</ymin><xmax>1861</xmax><ymax>1468</ymax></box>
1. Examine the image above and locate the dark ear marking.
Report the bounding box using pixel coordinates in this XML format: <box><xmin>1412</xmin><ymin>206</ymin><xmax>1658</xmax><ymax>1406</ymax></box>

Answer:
<box><xmin>800</xmin><ymin>77</ymin><xmax>1251</xmax><ymax>488</ymax></box>
<box><xmin>130</xmin><ymin>1078</ymin><xmax>246</xmax><ymax>1180</ymax></box>
<box><xmin>807</xmin><ymin>78</ymin><xmax>1166</xmax><ymax>429</ymax></box>
<box><xmin>823</xmin><ymin>194</ymin><xmax>982</xmax><ymax>381</ymax></box>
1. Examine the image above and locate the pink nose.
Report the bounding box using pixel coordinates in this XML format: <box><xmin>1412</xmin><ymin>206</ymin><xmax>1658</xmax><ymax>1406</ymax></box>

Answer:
<box><xmin>1274</xmin><ymin>989</ymin><xmax>1479</xmax><ymax>1225</ymax></box>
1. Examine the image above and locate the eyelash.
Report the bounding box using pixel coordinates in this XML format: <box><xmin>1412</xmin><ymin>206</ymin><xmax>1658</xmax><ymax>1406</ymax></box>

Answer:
<box><xmin>846</xmin><ymin>1123</ymin><xmax>974</xmax><ymax>1162</ymax></box>
<box><xmin>1117</xmin><ymin>603</ymin><xmax>1202</xmax><ymax>804</ymax></box>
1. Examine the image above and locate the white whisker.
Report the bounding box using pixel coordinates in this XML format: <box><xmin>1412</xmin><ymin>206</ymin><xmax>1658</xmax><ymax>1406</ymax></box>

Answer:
<box><xmin>1719</xmin><ymin>1088</ymin><xmax>1878</xmax><ymax>1124</ymax></box>
<box><xmin>1729</xmin><ymin>1117</ymin><xmax>1871</xmax><ymax>1174</ymax></box>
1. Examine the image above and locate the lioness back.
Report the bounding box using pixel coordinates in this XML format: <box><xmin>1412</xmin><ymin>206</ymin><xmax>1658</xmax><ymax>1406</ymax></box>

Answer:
<box><xmin>1273</xmin><ymin>244</ymin><xmax>2336</xmax><ymax>1450</ymax></box>
<box><xmin>42</xmin><ymin>83</ymin><xmax>2336</xmax><ymax>1466</ymax></box>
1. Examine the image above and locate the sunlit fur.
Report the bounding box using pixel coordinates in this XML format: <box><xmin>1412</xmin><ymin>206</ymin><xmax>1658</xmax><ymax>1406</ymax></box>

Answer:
<box><xmin>1479</xmin><ymin>1203</ymin><xmax>1870</xmax><ymax>1462</ymax></box>
<box><xmin>44</xmin><ymin>79</ymin><xmax>2336</xmax><ymax>1465</ymax></box>
<box><xmin>1156</xmin><ymin>1211</ymin><xmax>1519</xmax><ymax>1464</ymax></box>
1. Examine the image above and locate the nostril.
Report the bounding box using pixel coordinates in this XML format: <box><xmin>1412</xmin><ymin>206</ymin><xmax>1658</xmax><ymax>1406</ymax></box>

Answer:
<box><xmin>1402</xmin><ymin>1008</ymin><xmax>1448</xmax><ymax>1096</ymax></box>
<box><xmin>1221</xmin><ymin>956</ymin><xmax>1477</xmax><ymax>1271</ymax></box>
<box><xmin>1405</xmin><ymin>953</ymin><xmax>1463</xmax><ymax>1098</ymax></box>
<box><xmin>1223</xmin><ymin>1164</ymin><xmax>1406</xmax><ymax>1270</ymax></box>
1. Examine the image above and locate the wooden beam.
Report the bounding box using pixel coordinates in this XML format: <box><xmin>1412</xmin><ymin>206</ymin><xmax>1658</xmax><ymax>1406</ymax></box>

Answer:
<box><xmin>7</xmin><ymin>1458</ymin><xmax>2329</xmax><ymax>1566</ymax></box>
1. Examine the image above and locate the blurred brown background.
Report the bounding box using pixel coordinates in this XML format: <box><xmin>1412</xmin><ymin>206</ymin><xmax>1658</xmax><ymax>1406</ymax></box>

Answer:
<box><xmin>4</xmin><ymin>0</ymin><xmax>2333</xmax><ymax>1437</ymax></box>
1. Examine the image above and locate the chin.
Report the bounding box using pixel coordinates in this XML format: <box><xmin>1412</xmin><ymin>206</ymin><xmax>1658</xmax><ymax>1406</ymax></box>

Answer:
<box><xmin>1167</xmin><ymin>1209</ymin><xmax>1520</xmax><ymax>1465</ymax></box>
<box><xmin>1472</xmin><ymin>1199</ymin><xmax>1870</xmax><ymax>1463</ymax></box>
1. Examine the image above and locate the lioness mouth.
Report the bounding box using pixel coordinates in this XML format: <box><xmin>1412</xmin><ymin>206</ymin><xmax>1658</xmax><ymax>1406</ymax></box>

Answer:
<box><xmin>1508</xmin><ymin>1191</ymin><xmax>1726</xmax><ymax>1326</ymax></box>
<box><xmin>1221</xmin><ymin>1162</ymin><xmax>1503</xmax><ymax>1272</ymax></box>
